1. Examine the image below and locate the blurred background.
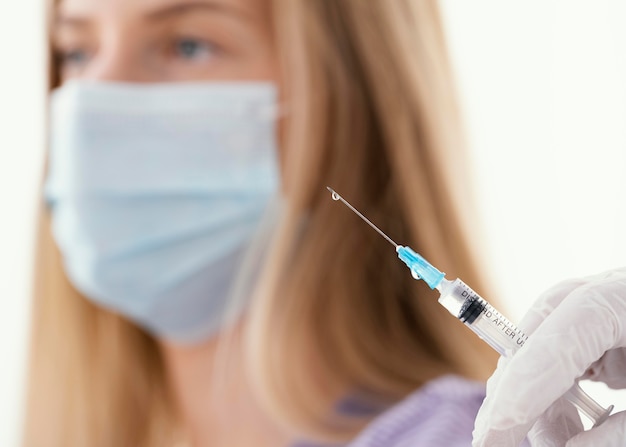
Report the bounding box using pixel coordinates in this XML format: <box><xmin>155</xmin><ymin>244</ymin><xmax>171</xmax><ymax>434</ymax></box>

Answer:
<box><xmin>1</xmin><ymin>0</ymin><xmax>625</xmax><ymax>445</ymax></box>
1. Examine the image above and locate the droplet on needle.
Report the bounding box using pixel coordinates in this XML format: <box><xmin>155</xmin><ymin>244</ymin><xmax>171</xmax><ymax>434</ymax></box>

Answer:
<box><xmin>326</xmin><ymin>186</ymin><xmax>398</xmax><ymax>248</ymax></box>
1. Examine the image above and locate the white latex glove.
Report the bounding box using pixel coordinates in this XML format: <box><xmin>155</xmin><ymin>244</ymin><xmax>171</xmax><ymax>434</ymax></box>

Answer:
<box><xmin>472</xmin><ymin>268</ymin><xmax>626</xmax><ymax>447</ymax></box>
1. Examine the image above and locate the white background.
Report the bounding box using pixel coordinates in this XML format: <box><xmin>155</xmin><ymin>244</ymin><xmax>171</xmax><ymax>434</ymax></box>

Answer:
<box><xmin>440</xmin><ymin>0</ymin><xmax>626</xmax><ymax>427</ymax></box>
<box><xmin>1</xmin><ymin>0</ymin><xmax>625</xmax><ymax>445</ymax></box>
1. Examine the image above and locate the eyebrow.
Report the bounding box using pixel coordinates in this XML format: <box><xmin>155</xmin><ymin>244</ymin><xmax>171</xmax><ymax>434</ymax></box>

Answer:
<box><xmin>144</xmin><ymin>0</ymin><xmax>248</xmax><ymax>21</ymax></box>
<box><xmin>54</xmin><ymin>15</ymin><xmax>89</xmax><ymax>29</ymax></box>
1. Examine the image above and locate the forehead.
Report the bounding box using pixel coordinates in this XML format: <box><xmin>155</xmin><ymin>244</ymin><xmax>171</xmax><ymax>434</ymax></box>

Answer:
<box><xmin>57</xmin><ymin>0</ymin><xmax>266</xmax><ymax>21</ymax></box>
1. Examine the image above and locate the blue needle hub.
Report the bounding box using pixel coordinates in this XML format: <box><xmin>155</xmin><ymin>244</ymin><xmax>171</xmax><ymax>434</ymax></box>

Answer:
<box><xmin>396</xmin><ymin>245</ymin><xmax>445</xmax><ymax>289</ymax></box>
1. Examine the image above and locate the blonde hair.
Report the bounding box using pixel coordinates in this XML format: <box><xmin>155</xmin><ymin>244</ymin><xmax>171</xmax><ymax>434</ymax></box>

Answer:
<box><xmin>23</xmin><ymin>0</ymin><xmax>497</xmax><ymax>445</ymax></box>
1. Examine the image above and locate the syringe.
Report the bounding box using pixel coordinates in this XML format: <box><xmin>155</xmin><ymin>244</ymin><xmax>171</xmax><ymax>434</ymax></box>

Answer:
<box><xmin>327</xmin><ymin>187</ymin><xmax>613</xmax><ymax>427</ymax></box>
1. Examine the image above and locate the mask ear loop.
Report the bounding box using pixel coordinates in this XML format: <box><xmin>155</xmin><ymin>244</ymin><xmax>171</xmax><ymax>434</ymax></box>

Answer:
<box><xmin>209</xmin><ymin>195</ymin><xmax>285</xmax><ymax>409</ymax></box>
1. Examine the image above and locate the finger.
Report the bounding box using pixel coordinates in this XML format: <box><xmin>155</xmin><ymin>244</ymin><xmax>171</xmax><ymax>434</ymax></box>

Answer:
<box><xmin>582</xmin><ymin>349</ymin><xmax>626</xmax><ymax>389</ymax></box>
<box><xmin>473</xmin><ymin>400</ymin><xmax>583</xmax><ymax>447</ymax></box>
<box><xmin>528</xmin><ymin>398</ymin><xmax>583</xmax><ymax>447</ymax></box>
<box><xmin>472</xmin><ymin>424</ymin><xmax>531</xmax><ymax>447</ymax></box>
<box><xmin>473</xmin><ymin>357</ymin><xmax>533</xmax><ymax>447</ymax></box>
<box><xmin>473</xmin><ymin>397</ymin><xmax>582</xmax><ymax>447</ymax></box>
<box><xmin>517</xmin><ymin>278</ymin><xmax>587</xmax><ymax>335</ymax></box>
<box><xmin>567</xmin><ymin>411</ymin><xmax>626</xmax><ymax>447</ymax></box>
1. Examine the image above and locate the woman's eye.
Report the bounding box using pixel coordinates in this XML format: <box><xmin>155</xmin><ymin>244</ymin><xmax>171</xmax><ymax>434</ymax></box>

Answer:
<box><xmin>172</xmin><ymin>37</ymin><xmax>216</xmax><ymax>62</ymax></box>
<box><xmin>57</xmin><ymin>49</ymin><xmax>91</xmax><ymax>67</ymax></box>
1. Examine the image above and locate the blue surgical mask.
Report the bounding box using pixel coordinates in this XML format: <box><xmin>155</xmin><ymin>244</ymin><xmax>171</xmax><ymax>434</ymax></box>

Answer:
<box><xmin>45</xmin><ymin>81</ymin><xmax>280</xmax><ymax>343</ymax></box>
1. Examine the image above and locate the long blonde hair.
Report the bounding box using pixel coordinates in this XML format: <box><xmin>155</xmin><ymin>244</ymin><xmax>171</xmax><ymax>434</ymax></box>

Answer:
<box><xmin>23</xmin><ymin>0</ymin><xmax>497</xmax><ymax>445</ymax></box>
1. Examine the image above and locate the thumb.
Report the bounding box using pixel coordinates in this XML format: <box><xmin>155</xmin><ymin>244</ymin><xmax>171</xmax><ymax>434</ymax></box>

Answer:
<box><xmin>567</xmin><ymin>411</ymin><xmax>626</xmax><ymax>447</ymax></box>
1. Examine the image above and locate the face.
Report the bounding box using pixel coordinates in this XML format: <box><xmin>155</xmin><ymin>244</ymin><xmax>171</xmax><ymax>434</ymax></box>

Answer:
<box><xmin>52</xmin><ymin>0</ymin><xmax>277</xmax><ymax>84</ymax></box>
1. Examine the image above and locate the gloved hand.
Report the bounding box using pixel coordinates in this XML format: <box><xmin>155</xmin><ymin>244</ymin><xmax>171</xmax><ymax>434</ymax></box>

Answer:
<box><xmin>472</xmin><ymin>268</ymin><xmax>626</xmax><ymax>447</ymax></box>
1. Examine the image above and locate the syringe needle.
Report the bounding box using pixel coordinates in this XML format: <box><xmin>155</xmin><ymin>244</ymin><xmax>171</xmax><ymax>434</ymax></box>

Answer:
<box><xmin>326</xmin><ymin>187</ymin><xmax>398</xmax><ymax>248</ymax></box>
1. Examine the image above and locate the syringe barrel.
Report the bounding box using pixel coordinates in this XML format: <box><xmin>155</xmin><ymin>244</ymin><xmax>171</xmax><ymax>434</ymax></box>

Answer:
<box><xmin>436</xmin><ymin>278</ymin><xmax>612</xmax><ymax>427</ymax></box>
<box><xmin>437</xmin><ymin>278</ymin><xmax>527</xmax><ymax>356</ymax></box>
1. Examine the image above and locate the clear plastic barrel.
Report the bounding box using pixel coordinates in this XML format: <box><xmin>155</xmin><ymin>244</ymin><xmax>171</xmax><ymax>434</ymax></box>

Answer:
<box><xmin>436</xmin><ymin>278</ymin><xmax>613</xmax><ymax>427</ymax></box>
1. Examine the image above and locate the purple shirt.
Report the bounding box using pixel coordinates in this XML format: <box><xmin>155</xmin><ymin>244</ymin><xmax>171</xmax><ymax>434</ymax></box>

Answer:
<box><xmin>347</xmin><ymin>375</ymin><xmax>488</xmax><ymax>446</ymax></box>
<box><xmin>296</xmin><ymin>375</ymin><xmax>529</xmax><ymax>447</ymax></box>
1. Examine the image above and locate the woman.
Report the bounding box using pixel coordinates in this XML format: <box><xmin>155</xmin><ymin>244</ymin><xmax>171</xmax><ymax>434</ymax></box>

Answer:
<box><xmin>23</xmin><ymin>0</ymin><xmax>499</xmax><ymax>445</ymax></box>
